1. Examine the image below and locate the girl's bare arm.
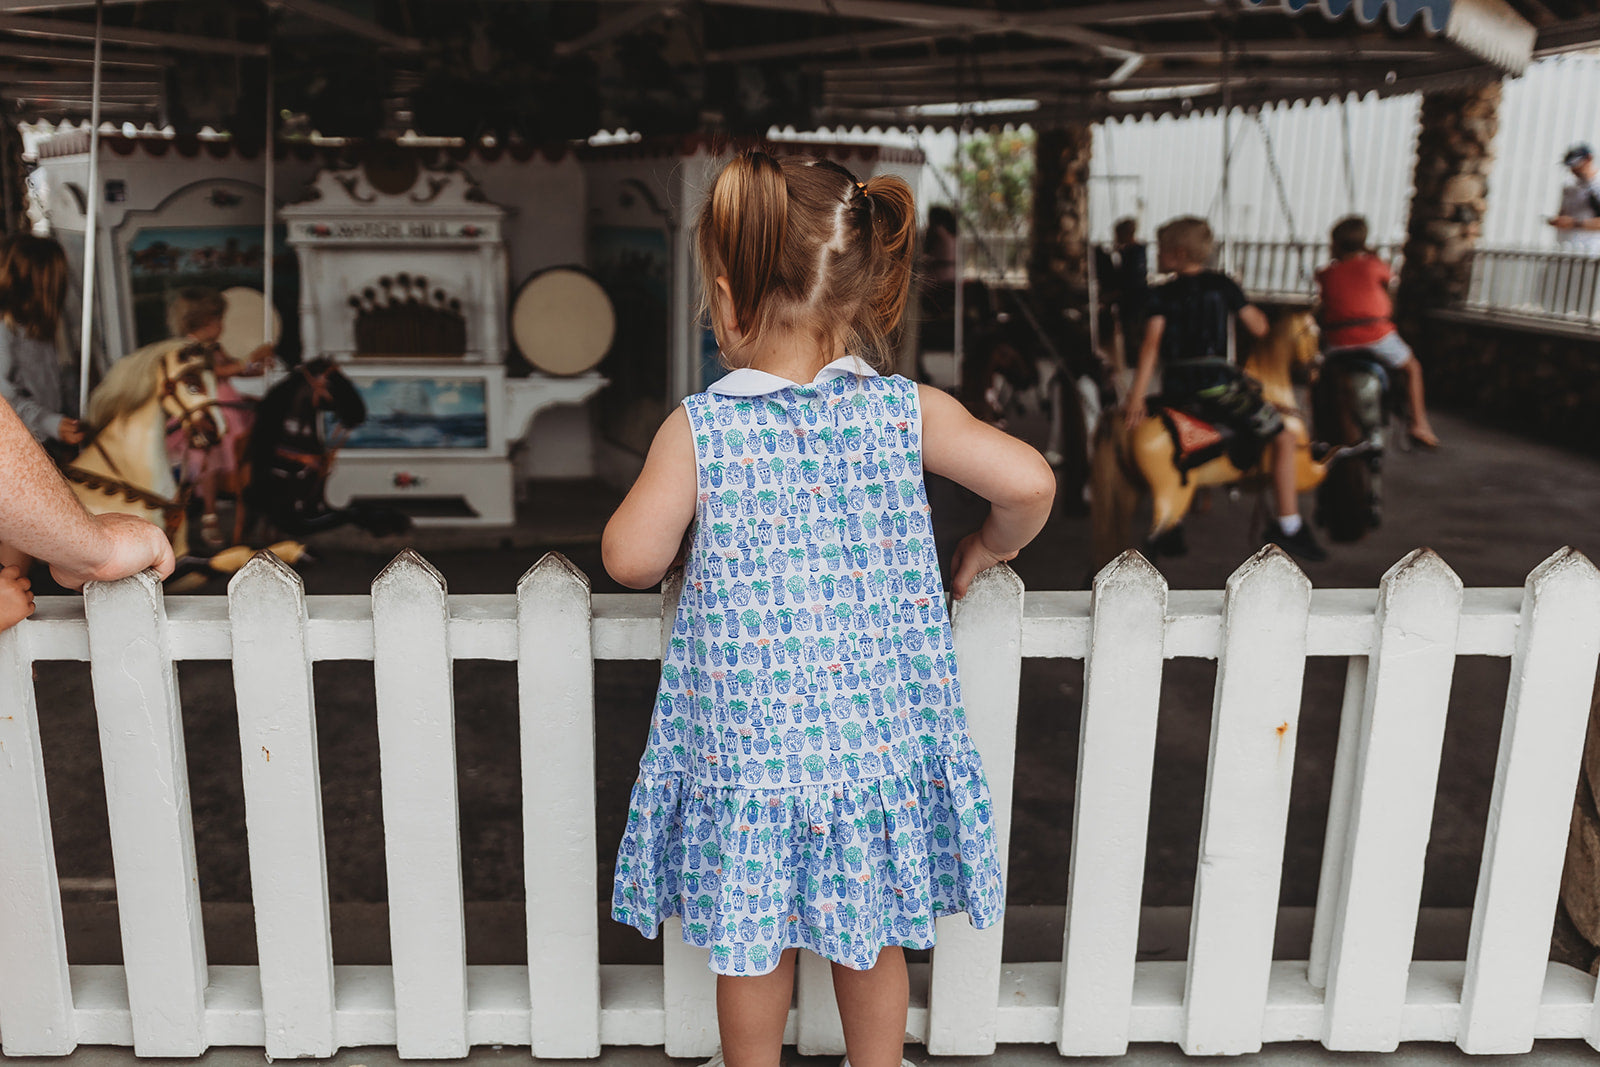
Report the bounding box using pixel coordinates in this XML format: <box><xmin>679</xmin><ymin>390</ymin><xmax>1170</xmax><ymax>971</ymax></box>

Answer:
<box><xmin>919</xmin><ymin>385</ymin><xmax>1056</xmax><ymax>597</ymax></box>
<box><xmin>602</xmin><ymin>406</ymin><xmax>699</xmax><ymax>589</ymax></box>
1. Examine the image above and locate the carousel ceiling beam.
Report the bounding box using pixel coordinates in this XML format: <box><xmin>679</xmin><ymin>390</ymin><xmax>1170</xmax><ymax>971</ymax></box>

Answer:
<box><xmin>0</xmin><ymin>0</ymin><xmax>145</xmax><ymax>8</ymax></box>
<box><xmin>0</xmin><ymin>41</ymin><xmax>173</xmax><ymax>67</ymax></box>
<box><xmin>2</xmin><ymin>92</ymin><xmax>160</xmax><ymax>106</ymax></box>
<box><xmin>0</xmin><ymin>68</ymin><xmax>158</xmax><ymax>86</ymax></box>
<box><xmin>1534</xmin><ymin>13</ymin><xmax>1600</xmax><ymax>54</ymax></box>
<box><xmin>813</xmin><ymin>44</ymin><xmax>1094</xmax><ymax>73</ymax></box>
<box><xmin>264</xmin><ymin>0</ymin><xmax>423</xmax><ymax>52</ymax></box>
<box><xmin>695</xmin><ymin>0</ymin><xmax>1141</xmax><ymax>55</ymax></box>
<box><xmin>1137</xmin><ymin>36</ymin><xmax>1450</xmax><ymax>57</ymax></box>
<box><xmin>706</xmin><ymin>24</ymin><xmax>944</xmax><ymax>62</ymax></box>
<box><xmin>554</xmin><ymin>3</ymin><xmax>677</xmax><ymax>57</ymax></box>
<box><xmin>0</xmin><ymin>15</ymin><xmax>267</xmax><ymax>56</ymax></box>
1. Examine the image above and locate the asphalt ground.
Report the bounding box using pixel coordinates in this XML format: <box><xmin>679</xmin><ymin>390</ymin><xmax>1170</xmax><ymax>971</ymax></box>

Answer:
<box><xmin>28</xmin><ymin>406</ymin><xmax>1600</xmax><ymax>968</ymax></box>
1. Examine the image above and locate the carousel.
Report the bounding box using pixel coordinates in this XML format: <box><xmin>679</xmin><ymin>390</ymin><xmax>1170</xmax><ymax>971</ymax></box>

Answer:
<box><xmin>282</xmin><ymin>159</ymin><xmax>608</xmax><ymax>525</ymax></box>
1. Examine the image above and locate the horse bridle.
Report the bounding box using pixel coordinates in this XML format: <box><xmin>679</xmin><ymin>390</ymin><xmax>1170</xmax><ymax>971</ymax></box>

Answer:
<box><xmin>272</xmin><ymin>362</ymin><xmax>349</xmax><ymax>476</ymax></box>
<box><xmin>161</xmin><ymin>347</ymin><xmax>224</xmax><ymax>447</ymax></box>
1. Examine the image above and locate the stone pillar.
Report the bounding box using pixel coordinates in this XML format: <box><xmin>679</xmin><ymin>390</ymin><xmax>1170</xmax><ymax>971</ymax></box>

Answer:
<box><xmin>1028</xmin><ymin>124</ymin><xmax>1094</xmax><ymax>316</ymax></box>
<box><xmin>1395</xmin><ymin>82</ymin><xmax>1501</xmax><ymax>340</ymax></box>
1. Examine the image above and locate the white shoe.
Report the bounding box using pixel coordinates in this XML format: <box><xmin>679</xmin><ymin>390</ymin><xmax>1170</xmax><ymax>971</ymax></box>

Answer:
<box><xmin>839</xmin><ymin>1058</ymin><xmax>919</xmax><ymax>1067</ymax></box>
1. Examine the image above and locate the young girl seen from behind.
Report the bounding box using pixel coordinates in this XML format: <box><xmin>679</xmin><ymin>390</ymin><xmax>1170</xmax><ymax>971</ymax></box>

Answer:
<box><xmin>603</xmin><ymin>153</ymin><xmax>1055</xmax><ymax>1067</ymax></box>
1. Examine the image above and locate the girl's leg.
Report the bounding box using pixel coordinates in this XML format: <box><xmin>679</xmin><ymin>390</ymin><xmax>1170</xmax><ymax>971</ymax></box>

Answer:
<box><xmin>832</xmin><ymin>947</ymin><xmax>908</xmax><ymax>1067</ymax></box>
<box><xmin>718</xmin><ymin>947</ymin><xmax>797</xmax><ymax>1067</ymax></box>
<box><xmin>1404</xmin><ymin>359</ymin><xmax>1439</xmax><ymax>446</ymax></box>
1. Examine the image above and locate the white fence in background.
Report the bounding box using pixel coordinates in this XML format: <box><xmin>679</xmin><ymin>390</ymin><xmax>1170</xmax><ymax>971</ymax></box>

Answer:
<box><xmin>2</xmin><ymin>546</ymin><xmax>1600</xmax><ymax>1059</ymax></box>
<box><xmin>1228</xmin><ymin>239</ymin><xmax>1405</xmax><ymax>304</ymax></box>
<box><xmin>1464</xmin><ymin>247</ymin><xmax>1600</xmax><ymax>328</ymax></box>
<box><xmin>1091</xmin><ymin>54</ymin><xmax>1600</xmax><ymax>254</ymax></box>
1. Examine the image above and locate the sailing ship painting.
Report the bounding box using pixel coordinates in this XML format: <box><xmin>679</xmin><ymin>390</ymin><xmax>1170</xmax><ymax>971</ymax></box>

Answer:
<box><xmin>338</xmin><ymin>375</ymin><xmax>489</xmax><ymax>449</ymax></box>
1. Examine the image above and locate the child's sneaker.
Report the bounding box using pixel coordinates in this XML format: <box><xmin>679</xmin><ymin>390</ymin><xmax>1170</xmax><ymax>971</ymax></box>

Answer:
<box><xmin>1264</xmin><ymin>520</ymin><xmax>1328</xmax><ymax>562</ymax></box>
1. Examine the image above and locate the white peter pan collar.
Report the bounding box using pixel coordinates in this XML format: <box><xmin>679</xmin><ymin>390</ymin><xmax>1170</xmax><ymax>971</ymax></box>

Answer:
<box><xmin>706</xmin><ymin>355</ymin><xmax>878</xmax><ymax>397</ymax></box>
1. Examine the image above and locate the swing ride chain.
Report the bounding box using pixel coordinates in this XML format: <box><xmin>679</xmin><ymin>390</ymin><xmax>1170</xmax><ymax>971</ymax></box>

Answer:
<box><xmin>1251</xmin><ymin>108</ymin><xmax>1314</xmax><ymax>292</ymax></box>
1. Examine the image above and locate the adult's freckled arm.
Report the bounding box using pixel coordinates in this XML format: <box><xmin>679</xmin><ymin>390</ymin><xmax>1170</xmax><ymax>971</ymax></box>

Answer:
<box><xmin>0</xmin><ymin>397</ymin><xmax>145</xmax><ymax>580</ymax></box>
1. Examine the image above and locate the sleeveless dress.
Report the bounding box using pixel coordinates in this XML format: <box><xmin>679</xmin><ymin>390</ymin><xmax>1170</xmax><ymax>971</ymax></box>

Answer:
<box><xmin>612</xmin><ymin>357</ymin><xmax>1005</xmax><ymax>977</ymax></box>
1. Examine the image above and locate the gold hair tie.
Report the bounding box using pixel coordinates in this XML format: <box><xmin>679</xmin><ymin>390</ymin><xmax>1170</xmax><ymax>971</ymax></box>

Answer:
<box><xmin>856</xmin><ymin>181</ymin><xmax>866</xmax><ymax>191</ymax></box>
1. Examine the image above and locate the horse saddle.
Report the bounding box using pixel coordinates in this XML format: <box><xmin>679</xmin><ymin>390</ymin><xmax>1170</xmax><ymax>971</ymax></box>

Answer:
<box><xmin>1146</xmin><ymin>401</ymin><xmax>1260</xmax><ymax>479</ymax></box>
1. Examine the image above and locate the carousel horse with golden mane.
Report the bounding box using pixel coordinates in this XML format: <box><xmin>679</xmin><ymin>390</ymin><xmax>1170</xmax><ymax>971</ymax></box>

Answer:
<box><xmin>65</xmin><ymin>338</ymin><xmax>302</xmax><ymax>579</ymax></box>
<box><xmin>1089</xmin><ymin>310</ymin><xmax>1334</xmax><ymax>568</ymax></box>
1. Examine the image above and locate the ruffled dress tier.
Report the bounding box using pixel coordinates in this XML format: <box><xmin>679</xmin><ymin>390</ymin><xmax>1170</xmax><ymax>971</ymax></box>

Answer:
<box><xmin>612</xmin><ymin>358</ymin><xmax>1004</xmax><ymax>977</ymax></box>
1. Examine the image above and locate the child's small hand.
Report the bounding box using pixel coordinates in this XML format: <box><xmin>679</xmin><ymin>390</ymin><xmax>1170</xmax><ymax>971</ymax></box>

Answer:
<box><xmin>1123</xmin><ymin>402</ymin><xmax>1146</xmax><ymax>433</ymax></box>
<box><xmin>949</xmin><ymin>530</ymin><xmax>1016</xmax><ymax>600</ymax></box>
<box><xmin>0</xmin><ymin>565</ymin><xmax>35</xmax><ymax>632</ymax></box>
<box><xmin>57</xmin><ymin>417</ymin><xmax>85</xmax><ymax>445</ymax></box>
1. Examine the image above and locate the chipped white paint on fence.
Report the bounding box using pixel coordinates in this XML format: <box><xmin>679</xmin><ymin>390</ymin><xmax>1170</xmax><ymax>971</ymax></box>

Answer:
<box><xmin>228</xmin><ymin>554</ymin><xmax>336</xmax><ymax>1058</ymax></box>
<box><xmin>1321</xmin><ymin>551</ymin><xmax>1465</xmax><ymax>1051</ymax></box>
<box><xmin>1058</xmin><ymin>551</ymin><xmax>1168</xmax><ymax>1056</ymax></box>
<box><xmin>83</xmin><ymin>570</ymin><xmax>209</xmax><ymax>1057</ymax></box>
<box><xmin>3</xmin><ymin>548</ymin><xmax>1600</xmax><ymax>1060</ymax></box>
<box><xmin>0</xmin><ymin>609</ymin><xmax>76</xmax><ymax>1055</ymax></box>
<box><xmin>1181</xmin><ymin>547</ymin><xmax>1311</xmax><ymax>1055</ymax></box>
<box><xmin>1307</xmin><ymin>654</ymin><xmax>1367</xmax><ymax>991</ymax></box>
<box><xmin>927</xmin><ymin>564</ymin><xmax>1025</xmax><ymax>1056</ymax></box>
<box><xmin>1459</xmin><ymin>549</ymin><xmax>1600</xmax><ymax>1054</ymax></box>
<box><xmin>371</xmin><ymin>550</ymin><xmax>468</xmax><ymax>1057</ymax></box>
<box><xmin>518</xmin><ymin>553</ymin><xmax>602</xmax><ymax>1057</ymax></box>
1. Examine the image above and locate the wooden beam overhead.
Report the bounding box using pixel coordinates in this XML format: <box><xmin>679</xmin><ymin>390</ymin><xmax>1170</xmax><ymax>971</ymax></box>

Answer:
<box><xmin>706</xmin><ymin>25</ymin><xmax>946</xmax><ymax>63</ymax></box>
<box><xmin>0</xmin><ymin>41</ymin><xmax>173</xmax><ymax>67</ymax></box>
<box><xmin>554</xmin><ymin>3</ymin><xmax>676</xmax><ymax>56</ymax></box>
<box><xmin>0</xmin><ymin>14</ymin><xmax>268</xmax><ymax>56</ymax></box>
<box><xmin>813</xmin><ymin>44</ymin><xmax>1094</xmax><ymax>74</ymax></box>
<box><xmin>264</xmin><ymin>0</ymin><xmax>423</xmax><ymax>52</ymax></box>
<box><xmin>694</xmin><ymin>0</ymin><xmax>1140</xmax><ymax>55</ymax></box>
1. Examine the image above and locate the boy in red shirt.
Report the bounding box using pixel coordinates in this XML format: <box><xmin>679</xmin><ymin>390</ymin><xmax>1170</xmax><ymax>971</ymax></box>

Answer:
<box><xmin>1315</xmin><ymin>216</ymin><xmax>1439</xmax><ymax>448</ymax></box>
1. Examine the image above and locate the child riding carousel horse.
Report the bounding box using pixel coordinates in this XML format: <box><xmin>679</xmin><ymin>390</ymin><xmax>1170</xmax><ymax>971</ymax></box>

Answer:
<box><xmin>164</xmin><ymin>288</ymin><xmax>274</xmax><ymax>547</ymax></box>
<box><xmin>1092</xmin><ymin>218</ymin><xmax>1333</xmax><ymax>568</ymax></box>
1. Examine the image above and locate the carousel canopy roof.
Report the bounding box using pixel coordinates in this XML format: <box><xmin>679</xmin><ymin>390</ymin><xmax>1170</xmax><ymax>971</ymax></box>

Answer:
<box><xmin>0</xmin><ymin>0</ymin><xmax>1593</xmax><ymax>138</ymax></box>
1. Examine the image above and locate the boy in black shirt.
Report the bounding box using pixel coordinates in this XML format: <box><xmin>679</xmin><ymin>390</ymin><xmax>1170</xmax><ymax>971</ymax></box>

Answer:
<box><xmin>1125</xmin><ymin>217</ymin><xmax>1325</xmax><ymax>561</ymax></box>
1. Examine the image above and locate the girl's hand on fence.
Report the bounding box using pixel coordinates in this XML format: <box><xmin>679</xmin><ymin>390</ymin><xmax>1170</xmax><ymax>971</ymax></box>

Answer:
<box><xmin>0</xmin><ymin>565</ymin><xmax>35</xmax><ymax>630</ymax></box>
<box><xmin>949</xmin><ymin>530</ymin><xmax>1016</xmax><ymax>600</ymax></box>
<box><xmin>51</xmin><ymin>514</ymin><xmax>176</xmax><ymax>589</ymax></box>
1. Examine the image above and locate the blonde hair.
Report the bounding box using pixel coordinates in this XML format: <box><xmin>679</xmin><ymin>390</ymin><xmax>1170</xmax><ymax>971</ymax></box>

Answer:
<box><xmin>87</xmin><ymin>338</ymin><xmax>192</xmax><ymax>429</ymax></box>
<box><xmin>696</xmin><ymin>152</ymin><xmax>917</xmax><ymax>371</ymax></box>
<box><xmin>1157</xmin><ymin>216</ymin><xmax>1214</xmax><ymax>268</ymax></box>
<box><xmin>166</xmin><ymin>287</ymin><xmax>226</xmax><ymax>338</ymax></box>
<box><xmin>0</xmin><ymin>234</ymin><xmax>68</xmax><ymax>341</ymax></box>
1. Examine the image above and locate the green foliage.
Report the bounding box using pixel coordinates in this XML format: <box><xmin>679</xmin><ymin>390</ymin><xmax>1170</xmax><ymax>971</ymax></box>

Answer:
<box><xmin>949</xmin><ymin>128</ymin><xmax>1036</xmax><ymax>274</ymax></box>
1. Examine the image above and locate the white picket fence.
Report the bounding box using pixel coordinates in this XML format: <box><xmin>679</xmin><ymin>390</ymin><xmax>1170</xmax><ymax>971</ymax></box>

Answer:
<box><xmin>2</xmin><ymin>545</ymin><xmax>1600</xmax><ymax>1060</ymax></box>
<box><xmin>1463</xmin><ymin>247</ymin><xmax>1600</xmax><ymax>328</ymax></box>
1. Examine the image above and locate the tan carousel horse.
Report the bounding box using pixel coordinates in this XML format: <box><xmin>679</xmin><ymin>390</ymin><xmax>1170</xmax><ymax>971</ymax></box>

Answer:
<box><xmin>65</xmin><ymin>338</ymin><xmax>302</xmax><ymax>577</ymax></box>
<box><xmin>1089</xmin><ymin>310</ymin><xmax>1330</xmax><ymax>568</ymax></box>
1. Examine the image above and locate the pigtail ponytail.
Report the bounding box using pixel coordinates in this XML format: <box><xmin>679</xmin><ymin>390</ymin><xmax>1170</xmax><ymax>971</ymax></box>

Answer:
<box><xmin>700</xmin><ymin>151</ymin><xmax>788</xmax><ymax>348</ymax></box>
<box><xmin>860</xmin><ymin>174</ymin><xmax>916</xmax><ymax>340</ymax></box>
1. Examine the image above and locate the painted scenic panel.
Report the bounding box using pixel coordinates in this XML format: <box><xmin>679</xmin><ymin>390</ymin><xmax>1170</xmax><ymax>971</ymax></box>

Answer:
<box><xmin>338</xmin><ymin>375</ymin><xmax>489</xmax><ymax>450</ymax></box>
<box><xmin>125</xmin><ymin>224</ymin><xmax>299</xmax><ymax>355</ymax></box>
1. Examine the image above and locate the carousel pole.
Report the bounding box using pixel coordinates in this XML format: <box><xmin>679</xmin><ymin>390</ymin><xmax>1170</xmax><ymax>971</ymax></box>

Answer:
<box><xmin>1219</xmin><ymin>35</ymin><xmax>1236</xmax><ymax>363</ymax></box>
<box><xmin>262</xmin><ymin>39</ymin><xmax>275</xmax><ymax>347</ymax></box>
<box><xmin>952</xmin><ymin>115</ymin><xmax>964</xmax><ymax>393</ymax></box>
<box><xmin>76</xmin><ymin>0</ymin><xmax>105</xmax><ymax>418</ymax></box>
<box><xmin>1219</xmin><ymin>37</ymin><xmax>1233</xmax><ymax>276</ymax></box>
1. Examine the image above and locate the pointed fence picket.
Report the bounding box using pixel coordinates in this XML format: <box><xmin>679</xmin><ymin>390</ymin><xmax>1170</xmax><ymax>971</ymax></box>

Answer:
<box><xmin>0</xmin><ymin>547</ymin><xmax>1598</xmax><ymax>1060</ymax></box>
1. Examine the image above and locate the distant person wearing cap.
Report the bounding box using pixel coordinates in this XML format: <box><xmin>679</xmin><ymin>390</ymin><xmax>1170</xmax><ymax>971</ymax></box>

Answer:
<box><xmin>1550</xmin><ymin>144</ymin><xmax>1600</xmax><ymax>253</ymax></box>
